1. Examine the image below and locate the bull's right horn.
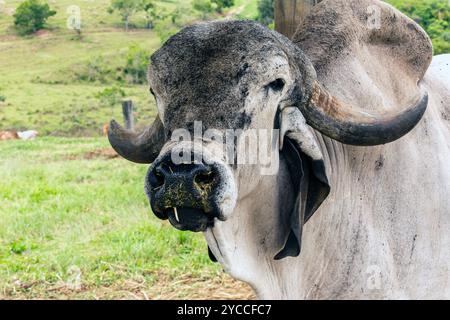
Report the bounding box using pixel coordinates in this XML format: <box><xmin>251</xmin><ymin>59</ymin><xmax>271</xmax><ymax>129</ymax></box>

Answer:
<box><xmin>108</xmin><ymin>114</ymin><xmax>166</xmax><ymax>164</ymax></box>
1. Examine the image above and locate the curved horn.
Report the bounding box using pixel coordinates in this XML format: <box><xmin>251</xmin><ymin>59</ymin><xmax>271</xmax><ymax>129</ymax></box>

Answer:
<box><xmin>300</xmin><ymin>81</ymin><xmax>428</xmax><ymax>146</ymax></box>
<box><xmin>108</xmin><ymin>114</ymin><xmax>165</xmax><ymax>164</ymax></box>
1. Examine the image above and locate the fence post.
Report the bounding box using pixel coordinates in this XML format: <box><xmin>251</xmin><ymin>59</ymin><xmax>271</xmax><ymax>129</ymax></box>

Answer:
<box><xmin>122</xmin><ymin>100</ymin><xmax>134</xmax><ymax>130</ymax></box>
<box><xmin>274</xmin><ymin>0</ymin><xmax>321</xmax><ymax>39</ymax></box>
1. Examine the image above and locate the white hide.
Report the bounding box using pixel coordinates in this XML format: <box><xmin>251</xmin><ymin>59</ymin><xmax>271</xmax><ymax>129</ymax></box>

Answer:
<box><xmin>206</xmin><ymin>53</ymin><xmax>450</xmax><ymax>299</ymax></box>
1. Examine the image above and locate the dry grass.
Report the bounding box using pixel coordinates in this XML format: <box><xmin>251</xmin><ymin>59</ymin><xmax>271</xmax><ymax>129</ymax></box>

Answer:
<box><xmin>147</xmin><ymin>273</ymin><xmax>256</xmax><ymax>300</ymax></box>
<box><xmin>1</xmin><ymin>272</ymin><xmax>255</xmax><ymax>300</ymax></box>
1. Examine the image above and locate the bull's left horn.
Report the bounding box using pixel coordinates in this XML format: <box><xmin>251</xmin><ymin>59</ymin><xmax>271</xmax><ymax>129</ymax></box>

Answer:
<box><xmin>300</xmin><ymin>81</ymin><xmax>428</xmax><ymax>146</ymax></box>
<box><xmin>108</xmin><ymin>114</ymin><xmax>165</xmax><ymax>164</ymax></box>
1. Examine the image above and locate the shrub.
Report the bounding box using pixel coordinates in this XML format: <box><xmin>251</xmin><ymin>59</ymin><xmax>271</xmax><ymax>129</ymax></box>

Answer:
<box><xmin>95</xmin><ymin>86</ymin><xmax>126</xmax><ymax>107</ymax></box>
<box><xmin>154</xmin><ymin>18</ymin><xmax>182</xmax><ymax>42</ymax></box>
<box><xmin>154</xmin><ymin>4</ymin><xmax>194</xmax><ymax>42</ymax></box>
<box><xmin>0</xmin><ymin>95</ymin><xmax>6</xmax><ymax>102</ymax></box>
<box><xmin>83</xmin><ymin>56</ymin><xmax>111</xmax><ymax>82</ymax></box>
<box><xmin>142</xmin><ymin>0</ymin><xmax>165</xmax><ymax>29</ymax></box>
<box><xmin>257</xmin><ymin>0</ymin><xmax>274</xmax><ymax>26</ymax></box>
<box><xmin>37</xmin><ymin>45</ymin><xmax>150</xmax><ymax>85</ymax></box>
<box><xmin>212</xmin><ymin>0</ymin><xmax>234</xmax><ymax>13</ymax></box>
<box><xmin>108</xmin><ymin>0</ymin><xmax>142</xmax><ymax>31</ymax></box>
<box><xmin>72</xmin><ymin>56</ymin><xmax>117</xmax><ymax>84</ymax></box>
<box><xmin>386</xmin><ymin>0</ymin><xmax>450</xmax><ymax>54</ymax></box>
<box><xmin>193</xmin><ymin>0</ymin><xmax>216</xmax><ymax>19</ymax></box>
<box><xmin>13</xmin><ymin>0</ymin><xmax>56</xmax><ymax>35</ymax></box>
<box><xmin>123</xmin><ymin>45</ymin><xmax>150</xmax><ymax>84</ymax></box>
<box><xmin>193</xmin><ymin>0</ymin><xmax>233</xmax><ymax>15</ymax></box>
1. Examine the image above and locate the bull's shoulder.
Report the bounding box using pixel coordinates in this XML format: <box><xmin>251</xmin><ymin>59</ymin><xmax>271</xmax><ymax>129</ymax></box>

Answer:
<box><xmin>423</xmin><ymin>54</ymin><xmax>450</xmax><ymax>127</ymax></box>
<box><xmin>425</xmin><ymin>55</ymin><xmax>450</xmax><ymax>87</ymax></box>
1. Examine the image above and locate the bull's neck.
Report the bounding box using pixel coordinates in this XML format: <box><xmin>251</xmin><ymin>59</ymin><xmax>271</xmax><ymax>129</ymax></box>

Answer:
<box><xmin>245</xmin><ymin>133</ymin><xmax>349</xmax><ymax>298</ymax></box>
<box><xmin>209</xmin><ymin>133</ymin><xmax>350</xmax><ymax>298</ymax></box>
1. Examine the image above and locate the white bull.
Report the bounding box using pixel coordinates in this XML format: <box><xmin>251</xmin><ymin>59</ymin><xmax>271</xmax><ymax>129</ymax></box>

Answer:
<box><xmin>109</xmin><ymin>0</ymin><xmax>450</xmax><ymax>299</ymax></box>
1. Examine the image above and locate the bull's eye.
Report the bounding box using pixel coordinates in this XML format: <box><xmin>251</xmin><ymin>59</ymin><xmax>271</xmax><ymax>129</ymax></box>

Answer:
<box><xmin>266</xmin><ymin>78</ymin><xmax>285</xmax><ymax>93</ymax></box>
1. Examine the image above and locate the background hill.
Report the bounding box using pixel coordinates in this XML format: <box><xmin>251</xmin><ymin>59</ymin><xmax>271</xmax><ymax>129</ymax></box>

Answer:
<box><xmin>0</xmin><ymin>0</ymin><xmax>256</xmax><ymax>136</ymax></box>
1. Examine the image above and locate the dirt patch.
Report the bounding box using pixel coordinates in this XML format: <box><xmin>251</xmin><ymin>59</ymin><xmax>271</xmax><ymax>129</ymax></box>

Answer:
<box><xmin>64</xmin><ymin>148</ymin><xmax>119</xmax><ymax>160</ymax></box>
<box><xmin>0</xmin><ymin>3</ymin><xmax>15</xmax><ymax>16</ymax></box>
<box><xmin>35</xmin><ymin>30</ymin><xmax>52</xmax><ymax>38</ymax></box>
<box><xmin>0</xmin><ymin>130</ymin><xmax>19</xmax><ymax>141</ymax></box>
<box><xmin>0</xmin><ymin>34</ymin><xmax>18</xmax><ymax>42</ymax></box>
<box><xmin>83</xmin><ymin>148</ymin><xmax>119</xmax><ymax>160</ymax></box>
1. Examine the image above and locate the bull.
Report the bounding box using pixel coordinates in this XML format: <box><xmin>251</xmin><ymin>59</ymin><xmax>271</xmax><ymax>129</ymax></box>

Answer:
<box><xmin>108</xmin><ymin>0</ymin><xmax>450</xmax><ymax>299</ymax></box>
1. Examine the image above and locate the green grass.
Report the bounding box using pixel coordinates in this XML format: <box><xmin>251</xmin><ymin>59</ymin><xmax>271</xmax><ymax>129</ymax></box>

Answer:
<box><xmin>0</xmin><ymin>137</ymin><xmax>252</xmax><ymax>299</ymax></box>
<box><xmin>233</xmin><ymin>0</ymin><xmax>259</xmax><ymax>20</ymax></box>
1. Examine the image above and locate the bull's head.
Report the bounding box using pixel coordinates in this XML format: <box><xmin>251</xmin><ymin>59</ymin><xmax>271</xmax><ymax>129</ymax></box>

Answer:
<box><xmin>108</xmin><ymin>21</ymin><xmax>427</xmax><ymax>261</ymax></box>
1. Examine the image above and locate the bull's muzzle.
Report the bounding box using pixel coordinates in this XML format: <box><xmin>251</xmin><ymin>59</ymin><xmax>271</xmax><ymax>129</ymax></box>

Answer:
<box><xmin>145</xmin><ymin>153</ymin><xmax>222</xmax><ymax>232</ymax></box>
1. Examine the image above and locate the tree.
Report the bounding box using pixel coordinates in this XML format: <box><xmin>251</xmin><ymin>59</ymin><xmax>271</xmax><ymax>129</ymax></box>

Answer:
<box><xmin>192</xmin><ymin>0</ymin><xmax>214</xmax><ymax>13</ymax></box>
<box><xmin>13</xmin><ymin>0</ymin><xmax>56</xmax><ymax>35</ymax></box>
<box><xmin>193</xmin><ymin>0</ymin><xmax>234</xmax><ymax>16</ymax></box>
<box><xmin>108</xmin><ymin>0</ymin><xmax>142</xmax><ymax>32</ymax></box>
<box><xmin>386</xmin><ymin>0</ymin><xmax>450</xmax><ymax>54</ymax></box>
<box><xmin>212</xmin><ymin>0</ymin><xmax>234</xmax><ymax>13</ymax></box>
<box><xmin>123</xmin><ymin>45</ymin><xmax>149</xmax><ymax>84</ymax></box>
<box><xmin>95</xmin><ymin>86</ymin><xmax>126</xmax><ymax>108</ymax></box>
<box><xmin>142</xmin><ymin>0</ymin><xmax>164</xmax><ymax>29</ymax></box>
<box><xmin>193</xmin><ymin>0</ymin><xmax>215</xmax><ymax>19</ymax></box>
<box><xmin>257</xmin><ymin>0</ymin><xmax>274</xmax><ymax>26</ymax></box>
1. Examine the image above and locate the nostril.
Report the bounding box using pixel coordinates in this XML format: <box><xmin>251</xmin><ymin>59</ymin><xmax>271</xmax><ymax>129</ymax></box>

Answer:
<box><xmin>194</xmin><ymin>170</ymin><xmax>215</xmax><ymax>187</ymax></box>
<box><xmin>149</xmin><ymin>168</ymin><xmax>165</xmax><ymax>189</ymax></box>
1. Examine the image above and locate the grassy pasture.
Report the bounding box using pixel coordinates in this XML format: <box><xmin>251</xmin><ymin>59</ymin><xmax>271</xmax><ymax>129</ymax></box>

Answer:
<box><xmin>0</xmin><ymin>137</ymin><xmax>254</xmax><ymax>299</ymax></box>
<box><xmin>0</xmin><ymin>0</ymin><xmax>256</xmax><ymax>299</ymax></box>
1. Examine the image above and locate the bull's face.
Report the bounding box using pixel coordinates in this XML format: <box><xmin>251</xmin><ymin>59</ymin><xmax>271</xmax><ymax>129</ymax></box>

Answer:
<box><xmin>144</xmin><ymin>22</ymin><xmax>299</xmax><ymax>232</ymax></box>
<box><xmin>108</xmin><ymin>20</ymin><xmax>427</xmax><ymax>256</ymax></box>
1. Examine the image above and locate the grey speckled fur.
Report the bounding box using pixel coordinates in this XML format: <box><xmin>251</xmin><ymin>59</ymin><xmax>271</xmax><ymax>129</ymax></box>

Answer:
<box><xmin>148</xmin><ymin>20</ymin><xmax>315</xmax><ymax>133</ymax></box>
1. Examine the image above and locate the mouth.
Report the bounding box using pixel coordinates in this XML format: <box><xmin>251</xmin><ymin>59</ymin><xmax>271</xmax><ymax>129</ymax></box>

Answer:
<box><xmin>165</xmin><ymin>207</ymin><xmax>214</xmax><ymax>232</ymax></box>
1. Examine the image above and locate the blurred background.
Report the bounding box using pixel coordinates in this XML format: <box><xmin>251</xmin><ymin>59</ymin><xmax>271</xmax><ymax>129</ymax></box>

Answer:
<box><xmin>0</xmin><ymin>0</ymin><xmax>448</xmax><ymax>299</ymax></box>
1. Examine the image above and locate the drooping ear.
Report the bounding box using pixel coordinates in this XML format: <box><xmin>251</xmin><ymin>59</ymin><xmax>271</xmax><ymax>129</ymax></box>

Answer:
<box><xmin>274</xmin><ymin>107</ymin><xmax>330</xmax><ymax>260</ymax></box>
<box><xmin>293</xmin><ymin>0</ymin><xmax>432</xmax><ymax>81</ymax></box>
<box><xmin>272</xmin><ymin>11</ymin><xmax>429</xmax><ymax>147</ymax></box>
<box><xmin>290</xmin><ymin>0</ymin><xmax>432</xmax><ymax>146</ymax></box>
